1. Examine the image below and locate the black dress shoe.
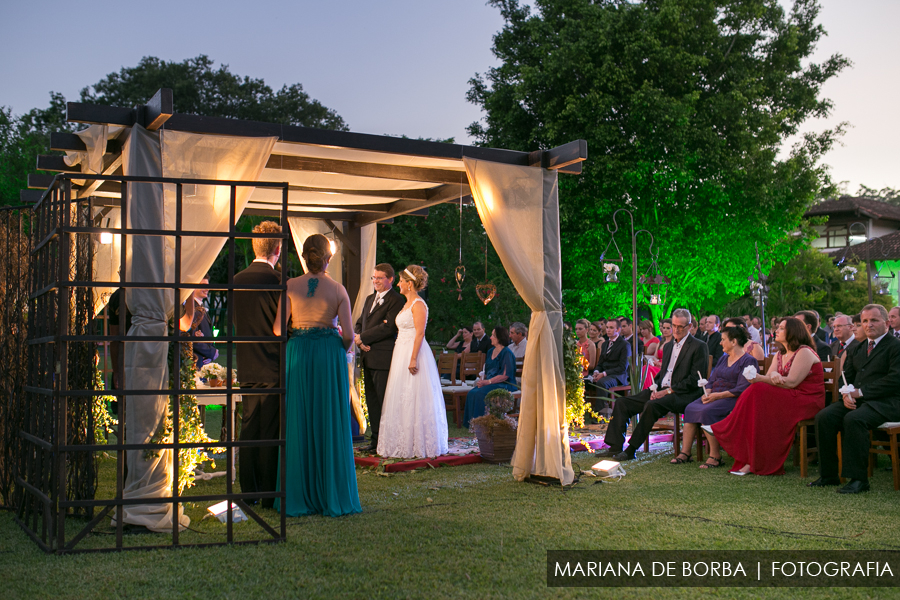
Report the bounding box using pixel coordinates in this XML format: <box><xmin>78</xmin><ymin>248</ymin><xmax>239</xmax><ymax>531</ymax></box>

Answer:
<box><xmin>613</xmin><ymin>450</ymin><xmax>636</xmax><ymax>461</ymax></box>
<box><xmin>596</xmin><ymin>448</ymin><xmax>622</xmax><ymax>458</ymax></box>
<box><xmin>807</xmin><ymin>477</ymin><xmax>841</xmax><ymax>487</ymax></box>
<box><xmin>837</xmin><ymin>479</ymin><xmax>870</xmax><ymax>494</ymax></box>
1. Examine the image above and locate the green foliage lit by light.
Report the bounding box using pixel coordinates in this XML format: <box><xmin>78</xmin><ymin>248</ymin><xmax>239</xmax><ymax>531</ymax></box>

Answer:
<box><xmin>563</xmin><ymin>327</ymin><xmax>601</xmax><ymax>430</ymax></box>
<box><xmin>92</xmin><ymin>362</ymin><xmax>118</xmax><ymax>445</ymax></box>
<box><xmin>468</xmin><ymin>0</ymin><xmax>849</xmax><ymax>324</ymax></box>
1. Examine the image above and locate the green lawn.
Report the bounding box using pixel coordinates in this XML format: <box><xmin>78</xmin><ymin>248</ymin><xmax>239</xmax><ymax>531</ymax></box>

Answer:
<box><xmin>2</xmin><ymin>422</ymin><xmax>899</xmax><ymax>599</ymax></box>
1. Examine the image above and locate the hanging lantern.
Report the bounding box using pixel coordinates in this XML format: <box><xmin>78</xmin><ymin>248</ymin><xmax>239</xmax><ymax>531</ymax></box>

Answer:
<box><xmin>650</xmin><ymin>294</ymin><xmax>661</xmax><ymax>305</ymax></box>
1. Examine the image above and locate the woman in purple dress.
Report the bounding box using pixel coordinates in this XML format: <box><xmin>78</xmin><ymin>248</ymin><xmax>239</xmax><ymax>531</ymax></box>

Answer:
<box><xmin>672</xmin><ymin>326</ymin><xmax>757</xmax><ymax>468</ymax></box>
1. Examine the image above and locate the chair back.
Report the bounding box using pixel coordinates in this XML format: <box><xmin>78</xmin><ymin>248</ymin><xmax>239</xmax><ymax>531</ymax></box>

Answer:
<box><xmin>515</xmin><ymin>360</ymin><xmax>524</xmax><ymax>379</ymax></box>
<box><xmin>437</xmin><ymin>352</ymin><xmax>458</xmax><ymax>385</ymax></box>
<box><xmin>461</xmin><ymin>352</ymin><xmax>485</xmax><ymax>381</ymax></box>
<box><xmin>821</xmin><ymin>359</ymin><xmax>840</xmax><ymax>405</ymax></box>
<box><xmin>763</xmin><ymin>354</ymin><xmax>775</xmax><ymax>374</ymax></box>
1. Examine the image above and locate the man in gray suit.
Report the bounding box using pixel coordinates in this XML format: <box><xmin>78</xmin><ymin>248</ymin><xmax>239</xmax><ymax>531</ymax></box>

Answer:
<box><xmin>829</xmin><ymin>314</ymin><xmax>858</xmax><ymax>368</ymax></box>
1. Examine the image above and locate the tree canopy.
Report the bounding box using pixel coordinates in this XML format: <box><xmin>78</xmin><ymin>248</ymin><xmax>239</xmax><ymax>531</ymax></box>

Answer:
<box><xmin>1</xmin><ymin>55</ymin><xmax>346</xmax><ymax>205</ymax></box>
<box><xmin>467</xmin><ymin>0</ymin><xmax>849</xmax><ymax>323</ymax></box>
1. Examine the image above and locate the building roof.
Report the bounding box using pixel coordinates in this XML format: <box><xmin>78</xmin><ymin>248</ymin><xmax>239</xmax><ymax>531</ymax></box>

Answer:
<box><xmin>828</xmin><ymin>230</ymin><xmax>900</xmax><ymax>262</ymax></box>
<box><xmin>805</xmin><ymin>196</ymin><xmax>900</xmax><ymax>222</ymax></box>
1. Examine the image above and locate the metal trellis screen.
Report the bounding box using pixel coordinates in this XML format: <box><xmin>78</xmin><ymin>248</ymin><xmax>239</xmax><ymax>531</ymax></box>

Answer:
<box><xmin>15</xmin><ymin>173</ymin><xmax>289</xmax><ymax>552</ymax></box>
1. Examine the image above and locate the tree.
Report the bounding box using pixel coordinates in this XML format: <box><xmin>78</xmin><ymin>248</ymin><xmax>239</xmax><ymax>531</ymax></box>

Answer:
<box><xmin>722</xmin><ymin>247</ymin><xmax>893</xmax><ymax>317</ymax></box>
<box><xmin>1</xmin><ymin>55</ymin><xmax>346</xmax><ymax>206</ymax></box>
<box><xmin>856</xmin><ymin>184</ymin><xmax>900</xmax><ymax>206</ymax></box>
<box><xmin>81</xmin><ymin>55</ymin><xmax>347</xmax><ymax>130</ymax></box>
<box><xmin>467</xmin><ymin>0</ymin><xmax>849</xmax><ymax>326</ymax></box>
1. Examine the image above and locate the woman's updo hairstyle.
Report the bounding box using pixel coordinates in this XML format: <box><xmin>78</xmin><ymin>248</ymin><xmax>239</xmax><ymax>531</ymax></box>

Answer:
<box><xmin>721</xmin><ymin>325</ymin><xmax>749</xmax><ymax>347</ymax></box>
<box><xmin>400</xmin><ymin>264</ymin><xmax>428</xmax><ymax>291</ymax></box>
<box><xmin>302</xmin><ymin>234</ymin><xmax>332</xmax><ymax>274</ymax></box>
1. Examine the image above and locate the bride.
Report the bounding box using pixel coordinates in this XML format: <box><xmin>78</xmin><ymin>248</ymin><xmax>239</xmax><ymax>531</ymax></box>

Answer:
<box><xmin>376</xmin><ymin>265</ymin><xmax>449</xmax><ymax>458</ymax></box>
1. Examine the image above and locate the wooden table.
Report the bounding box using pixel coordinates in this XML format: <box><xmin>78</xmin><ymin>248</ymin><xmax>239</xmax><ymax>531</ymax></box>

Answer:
<box><xmin>441</xmin><ymin>383</ymin><xmax>472</xmax><ymax>428</ymax></box>
<box><xmin>195</xmin><ymin>383</ymin><xmax>242</xmax><ymax>481</ymax></box>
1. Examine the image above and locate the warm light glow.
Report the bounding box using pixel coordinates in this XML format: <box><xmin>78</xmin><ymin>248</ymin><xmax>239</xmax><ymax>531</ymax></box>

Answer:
<box><xmin>100</xmin><ymin>232</ymin><xmax>113</xmax><ymax>244</ymax></box>
<box><xmin>329</xmin><ymin>239</ymin><xmax>337</xmax><ymax>255</ymax></box>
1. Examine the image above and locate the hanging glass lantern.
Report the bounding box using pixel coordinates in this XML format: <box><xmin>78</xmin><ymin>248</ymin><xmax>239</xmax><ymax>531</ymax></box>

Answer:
<box><xmin>650</xmin><ymin>294</ymin><xmax>661</xmax><ymax>305</ymax></box>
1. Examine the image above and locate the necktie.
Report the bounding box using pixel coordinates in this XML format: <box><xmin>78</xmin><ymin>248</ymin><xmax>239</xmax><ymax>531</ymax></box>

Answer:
<box><xmin>837</xmin><ymin>343</ymin><xmax>845</xmax><ymax>357</ymax></box>
<box><xmin>867</xmin><ymin>340</ymin><xmax>875</xmax><ymax>356</ymax></box>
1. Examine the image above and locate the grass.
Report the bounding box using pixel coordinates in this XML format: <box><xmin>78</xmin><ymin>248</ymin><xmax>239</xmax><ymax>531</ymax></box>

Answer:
<box><xmin>2</xmin><ymin>419</ymin><xmax>900</xmax><ymax>599</ymax></box>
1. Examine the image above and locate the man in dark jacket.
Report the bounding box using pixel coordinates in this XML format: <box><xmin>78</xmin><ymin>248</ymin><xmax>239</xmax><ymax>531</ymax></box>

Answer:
<box><xmin>811</xmin><ymin>304</ymin><xmax>900</xmax><ymax>494</ymax></box>
<box><xmin>600</xmin><ymin>308</ymin><xmax>709</xmax><ymax>461</ymax></box>
<box><xmin>233</xmin><ymin>221</ymin><xmax>283</xmax><ymax>506</ymax></box>
<box><xmin>591</xmin><ymin>319</ymin><xmax>631</xmax><ymax>389</ymax></box>
<box><xmin>795</xmin><ymin>310</ymin><xmax>832</xmax><ymax>361</ymax></box>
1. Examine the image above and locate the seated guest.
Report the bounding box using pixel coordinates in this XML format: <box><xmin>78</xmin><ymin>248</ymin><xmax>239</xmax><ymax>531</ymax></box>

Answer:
<box><xmin>619</xmin><ymin>317</ymin><xmax>644</xmax><ymax>356</ymax></box>
<box><xmin>447</xmin><ymin>325</ymin><xmax>475</xmax><ymax>354</ymax></box>
<box><xmin>829</xmin><ymin>314</ymin><xmax>859</xmax><ymax>370</ymax></box>
<box><xmin>471</xmin><ymin>321</ymin><xmax>492</xmax><ymax>354</ymax></box>
<box><xmin>675</xmin><ymin>326</ymin><xmax>757</xmax><ymax>468</ymax></box>
<box><xmin>639</xmin><ymin>320</ymin><xmax>660</xmax><ymax>390</ymax></box>
<box><xmin>705</xmin><ymin>315</ymin><xmax>723</xmax><ymax>362</ymax></box>
<box><xmin>575</xmin><ymin>319</ymin><xmax>597</xmax><ymax>373</ymax></box>
<box><xmin>507</xmin><ymin>322</ymin><xmax>528</xmax><ymax>359</ymax></box>
<box><xmin>689</xmin><ymin>318</ymin><xmax>699</xmax><ymax>337</ymax></box>
<box><xmin>181</xmin><ymin>275</ymin><xmax>218</xmax><ymax>367</ymax></box>
<box><xmin>591</xmin><ymin>318</ymin><xmax>630</xmax><ymax>389</ymax></box>
<box><xmin>722</xmin><ymin>317</ymin><xmax>765</xmax><ymax>361</ymax></box>
<box><xmin>851</xmin><ymin>313</ymin><xmax>865</xmax><ymax>345</ymax></box>
<box><xmin>889</xmin><ymin>306</ymin><xmax>900</xmax><ymax>339</ymax></box>
<box><xmin>462</xmin><ymin>326</ymin><xmax>518</xmax><ymax>427</ymax></box>
<box><xmin>811</xmin><ymin>304</ymin><xmax>900</xmax><ymax>493</ymax></box>
<box><xmin>589</xmin><ymin>321</ymin><xmax>605</xmax><ymax>352</ymax></box>
<box><xmin>697</xmin><ymin>316</ymin><xmax>709</xmax><ymax>343</ymax></box>
<box><xmin>598</xmin><ymin>309</ymin><xmax>708</xmax><ymax>460</ymax></box>
<box><xmin>748</xmin><ymin>317</ymin><xmax>762</xmax><ymax>343</ymax></box>
<box><xmin>794</xmin><ymin>310</ymin><xmax>832</xmax><ymax>361</ymax></box>
<box><xmin>656</xmin><ymin>319</ymin><xmax>673</xmax><ymax>356</ymax></box>
<box><xmin>707</xmin><ymin>317</ymin><xmax>824</xmax><ymax>475</ymax></box>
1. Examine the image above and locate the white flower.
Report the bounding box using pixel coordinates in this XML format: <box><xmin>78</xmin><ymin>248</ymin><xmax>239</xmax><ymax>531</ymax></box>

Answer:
<box><xmin>649</xmin><ymin>383</ymin><xmax>658</xmax><ymax>392</ymax></box>
<box><xmin>697</xmin><ymin>378</ymin><xmax>708</xmax><ymax>387</ymax></box>
<box><xmin>602</xmin><ymin>263</ymin><xmax>620</xmax><ymax>274</ymax></box>
<box><xmin>742</xmin><ymin>365</ymin><xmax>758</xmax><ymax>381</ymax></box>
<box><xmin>200</xmin><ymin>363</ymin><xmax>228</xmax><ymax>380</ymax></box>
<box><xmin>838</xmin><ymin>383</ymin><xmax>856</xmax><ymax>395</ymax></box>
<box><xmin>750</xmin><ymin>281</ymin><xmax>763</xmax><ymax>290</ymax></box>
<box><xmin>840</xmin><ymin>266</ymin><xmax>858</xmax><ymax>275</ymax></box>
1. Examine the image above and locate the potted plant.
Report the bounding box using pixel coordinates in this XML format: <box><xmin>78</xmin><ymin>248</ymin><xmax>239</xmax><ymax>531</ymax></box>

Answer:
<box><xmin>470</xmin><ymin>388</ymin><xmax>518</xmax><ymax>463</ymax></box>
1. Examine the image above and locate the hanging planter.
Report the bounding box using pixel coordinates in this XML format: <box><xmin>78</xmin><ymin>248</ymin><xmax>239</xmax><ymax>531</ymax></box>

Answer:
<box><xmin>603</xmin><ymin>262</ymin><xmax>620</xmax><ymax>283</ymax></box>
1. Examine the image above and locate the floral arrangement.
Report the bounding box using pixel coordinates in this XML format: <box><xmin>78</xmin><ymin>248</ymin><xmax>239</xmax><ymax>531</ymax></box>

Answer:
<box><xmin>200</xmin><ymin>362</ymin><xmax>227</xmax><ymax>381</ymax></box>
<box><xmin>470</xmin><ymin>388</ymin><xmax>517</xmax><ymax>433</ymax></box>
<box><xmin>840</xmin><ymin>266</ymin><xmax>858</xmax><ymax>276</ymax></box>
<box><xmin>749</xmin><ymin>281</ymin><xmax>763</xmax><ymax>290</ymax></box>
<box><xmin>92</xmin><ymin>361</ymin><xmax>118</xmax><ymax>445</ymax></box>
<box><xmin>563</xmin><ymin>327</ymin><xmax>603</xmax><ymax>431</ymax></box>
<box><xmin>602</xmin><ymin>263</ymin><xmax>620</xmax><ymax>274</ymax></box>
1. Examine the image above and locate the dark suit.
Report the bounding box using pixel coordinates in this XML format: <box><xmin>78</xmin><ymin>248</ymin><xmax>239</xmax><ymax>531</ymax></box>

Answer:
<box><xmin>594</xmin><ymin>336</ymin><xmax>630</xmax><ymax>389</ymax></box>
<box><xmin>233</xmin><ymin>261</ymin><xmax>282</xmax><ymax>506</ymax></box>
<box><xmin>604</xmin><ymin>334</ymin><xmax>709</xmax><ymax>453</ymax></box>
<box><xmin>355</xmin><ymin>288</ymin><xmax>405</xmax><ymax>445</ymax></box>
<box><xmin>706</xmin><ymin>331</ymin><xmax>723</xmax><ymax>363</ymax></box>
<box><xmin>623</xmin><ymin>335</ymin><xmax>645</xmax><ymax>357</ymax></box>
<box><xmin>815</xmin><ymin>334</ymin><xmax>900</xmax><ymax>481</ymax></box>
<box><xmin>814</xmin><ymin>336</ymin><xmax>832</xmax><ymax>362</ymax></box>
<box><xmin>472</xmin><ymin>334</ymin><xmax>492</xmax><ymax>354</ymax></box>
<box><xmin>830</xmin><ymin>338</ymin><xmax>859</xmax><ymax>361</ymax></box>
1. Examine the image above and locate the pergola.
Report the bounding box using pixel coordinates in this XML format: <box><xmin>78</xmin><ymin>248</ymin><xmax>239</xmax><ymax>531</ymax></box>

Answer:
<box><xmin>18</xmin><ymin>88</ymin><xmax>587</xmax><ymax>552</ymax></box>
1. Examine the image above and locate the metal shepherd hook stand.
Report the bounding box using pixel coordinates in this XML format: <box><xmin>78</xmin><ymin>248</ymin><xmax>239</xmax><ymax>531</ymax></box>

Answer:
<box><xmin>600</xmin><ymin>208</ymin><xmax>664</xmax><ymax>388</ymax></box>
<box><xmin>749</xmin><ymin>241</ymin><xmax>770</xmax><ymax>356</ymax></box>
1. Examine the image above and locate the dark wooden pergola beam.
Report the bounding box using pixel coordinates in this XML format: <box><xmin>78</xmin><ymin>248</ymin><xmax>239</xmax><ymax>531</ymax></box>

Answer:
<box><xmin>50</xmin><ymin>132</ymin><xmax>122</xmax><ymax>155</ymax></box>
<box><xmin>266</xmin><ymin>154</ymin><xmax>466</xmax><ymax>185</ymax></box>
<box><xmin>355</xmin><ymin>183</ymin><xmax>470</xmax><ymax>226</ymax></box>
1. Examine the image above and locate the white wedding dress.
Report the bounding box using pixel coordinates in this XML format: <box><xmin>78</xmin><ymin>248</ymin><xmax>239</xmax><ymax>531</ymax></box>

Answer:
<box><xmin>377</xmin><ymin>297</ymin><xmax>449</xmax><ymax>458</ymax></box>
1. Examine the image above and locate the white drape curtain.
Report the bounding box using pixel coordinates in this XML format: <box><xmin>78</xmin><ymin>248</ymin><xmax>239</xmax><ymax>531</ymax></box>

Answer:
<box><xmin>118</xmin><ymin>126</ymin><xmax>275</xmax><ymax>532</ymax></box>
<box><xmin>351</xmin><ymin>224</ymin><xmax>377</xmax><ymax>325</ymax></box>
<box><xmin>463</xmin><ymin>157</ymin><xmax>573</xmax><ymax>486</ymax></box>
<box><xmin>286</xmin><ymin>218</ymin><xmax>343</xmax><ymax>283</ymax></box>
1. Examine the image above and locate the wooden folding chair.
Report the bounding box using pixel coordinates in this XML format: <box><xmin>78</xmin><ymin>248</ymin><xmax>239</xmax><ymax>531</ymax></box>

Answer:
<box><xmin>868</xmin><ymin>423</ymin><xmax>900</xmax><ymax>491</ymax></box>
<box><xmin>792</xmin><ymin>359</ymin><xmax>839</xmax><ymax>477</ymax></box>
<box><xmin>437</xmin><ymin>352</ymin><xmax>458</xmax><ymax>385</ymax></box>
<box><xmin>461</xmin><ymin>352</ymin><xmax>485</xmax><ymax>383</ymax></box>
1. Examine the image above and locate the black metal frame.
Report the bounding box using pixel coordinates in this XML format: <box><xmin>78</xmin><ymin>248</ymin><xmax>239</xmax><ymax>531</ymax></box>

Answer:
<box><xmin>16</xmin><ymin>172</ymin><xmax>290</xmax><ymax>553</ymax></box>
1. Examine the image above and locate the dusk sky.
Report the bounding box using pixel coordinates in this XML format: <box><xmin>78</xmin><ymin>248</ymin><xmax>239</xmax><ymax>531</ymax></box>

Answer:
<box><xmin>1</xmin><ymin>0</ymin><xmax>897</xmax><ymax>192</ymax></box>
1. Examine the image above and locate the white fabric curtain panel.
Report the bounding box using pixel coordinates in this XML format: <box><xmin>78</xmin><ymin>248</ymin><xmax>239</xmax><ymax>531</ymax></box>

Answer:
<box><xmin>160</xmin><ymin>129</ymin><xmax>277</xmax><ymax>304</ymax></box>
<box><xmin>351</xmin><ymin>224</ymin><xmax>377</xmax><ymax>325</ymax></box>
<box><xmin>286</xmin><ymin>217</ymin><xmax>343</xmax><ymax>283</ymax></box>
<box><xmin>118</xmin><ymin>126</ymin><xmax>276</xmax><ymax>532</ymax></box>
<box><xmin>120</xmin><ymin>124</ymin><xmax>187</xmax><ymax>532</ymax></box>
<box><xmin>463</xmin><ymin>157</ymin><xmax>574</xmax><ymax>486</ymax></box>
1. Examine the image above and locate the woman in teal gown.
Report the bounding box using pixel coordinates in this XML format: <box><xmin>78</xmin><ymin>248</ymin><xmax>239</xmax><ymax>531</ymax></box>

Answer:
<box><xmin>463</xmin><ymin>326</ymin><xmax>519</xmax><ymax>427</ymax></box>
<box><xmin>273</xmin><ymin>234</ymin><xmax>361</xmax><ymax>517</ymax></box>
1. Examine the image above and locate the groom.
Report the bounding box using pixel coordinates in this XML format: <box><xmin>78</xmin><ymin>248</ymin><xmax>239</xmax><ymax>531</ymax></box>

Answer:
<box><xmin>355</xmin><ymin>263</ymin><xmax>405</xmax><ymax>451</ymax></box>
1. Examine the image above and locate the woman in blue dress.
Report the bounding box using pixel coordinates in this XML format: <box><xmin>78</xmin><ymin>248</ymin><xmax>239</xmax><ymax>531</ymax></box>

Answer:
<box><xmin>463</xmin><ymin>326</ymin><xmax>519</xmax><ymax>427</ymax></box>
<box><xmin>273</xmin><ymin>234</ymin><xmax>361</xmax><ymax>517</ymax></box>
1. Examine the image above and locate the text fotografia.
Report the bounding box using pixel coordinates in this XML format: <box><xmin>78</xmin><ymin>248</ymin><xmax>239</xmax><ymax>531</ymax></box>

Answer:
<box><xmin>546</xmin><ymin>551</ymin><xmax>900</xmax><ymax>588</ymax></box>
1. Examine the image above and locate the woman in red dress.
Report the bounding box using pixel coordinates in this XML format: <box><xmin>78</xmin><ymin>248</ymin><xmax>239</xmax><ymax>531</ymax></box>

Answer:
<box><xmin>709</xmin><ymin>317</ymin><xmax>825</xmax><ymax>476</ymax></box>
<box><xmin>639</xmin><ymin>319</ymin><xmax>661</xmax><ymax>390</ymax></box>
<box><xmin>575</xmin><ymin>319</ymin><xmax>597</xmax><ymax>375</ymax></box>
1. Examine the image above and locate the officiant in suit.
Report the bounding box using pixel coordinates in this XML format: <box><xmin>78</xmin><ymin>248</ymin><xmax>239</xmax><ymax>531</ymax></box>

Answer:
<box><xmin>355</xmin><ymin>263</ymin><xmax>405</xmax><ymax>451</ymax></box>
<box><xmin>600</xmin><ymin>308</ymin><xmax>709</xmax><ymax>461</ymax></box>
<box><xmin>811</xmin><ymin>304</ymin><xmax>900</xmax><ymax>494</ymax></box>
<box><xmin>233</xmin><ymin>221</ymin><xmax>283</xmax><ymax>507</ymax></box>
